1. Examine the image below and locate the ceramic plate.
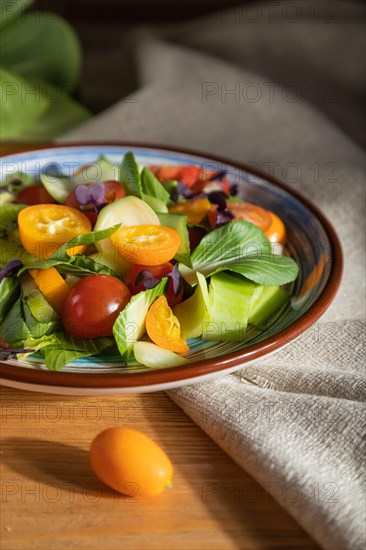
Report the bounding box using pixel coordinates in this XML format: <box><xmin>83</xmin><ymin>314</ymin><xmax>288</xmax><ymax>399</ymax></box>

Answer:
<box><xmin>0</xmin><ymin>143</ymin><xmax>343</xmax><ymax>394</ymax></box>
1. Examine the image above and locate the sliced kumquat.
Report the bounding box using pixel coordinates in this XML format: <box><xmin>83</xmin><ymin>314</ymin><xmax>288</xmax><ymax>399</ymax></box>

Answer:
<box><xmin>265</xmin><ymin>211</ymin><xmax>287</xmax><ymax>245</ymax></box>
<box><xmin>168</xmin><ymin>198</ymin><xmax>211</xmax><ymax>225</ymax></box>
<box><xmin>18</xmin><ymin>204</ymin><xmax>91</xmax><ymax>259</ymax></box>
<box><xmin>110</xmin><ymin>225</ymin><xmax>180</xmax><ymax>266</ymax></box>
<box><xmin>146</xmin><ymin>296</ymin><xmax>189</xmax><ymax>355</ymax></box>
<box><xmin>29</xmin><ymin>267</ymin><xmax>70</xmax><ymax>314</ymax></box>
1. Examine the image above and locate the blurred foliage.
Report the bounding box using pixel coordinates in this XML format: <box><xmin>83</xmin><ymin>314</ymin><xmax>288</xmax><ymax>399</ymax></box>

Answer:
<box><xmin>0</xmin><ymin>0</ymin><xmax>90</xmax><ymax>141</ymax></box>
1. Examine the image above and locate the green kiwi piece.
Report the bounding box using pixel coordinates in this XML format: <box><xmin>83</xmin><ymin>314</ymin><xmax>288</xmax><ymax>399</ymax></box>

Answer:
<box><xmin>0</xmin><ymin>203</ymin><xmax>35</xmax><ymax>267</ymax></box>
<box><xmin>20</xmin><ymin>273</ymin><xmax>59</xmax><ymax>323</ymax></box>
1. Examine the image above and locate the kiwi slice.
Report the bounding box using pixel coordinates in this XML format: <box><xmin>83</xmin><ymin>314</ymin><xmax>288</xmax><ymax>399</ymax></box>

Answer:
<box><xmin>0</xmin><ymin>203</ymin><xmax>35</xmax><ymax>267</ymax></box>
<box><xmin>20</xmin><ymin>273</ymin><xmax>59</xmax><ymax>323</ymax></box>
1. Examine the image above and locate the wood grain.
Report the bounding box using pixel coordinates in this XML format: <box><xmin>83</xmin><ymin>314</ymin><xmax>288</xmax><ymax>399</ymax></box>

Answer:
<box><xmin>0</xmin><ymin>386</ymin><xmax>319</xmax><ymax>550</ymax></box>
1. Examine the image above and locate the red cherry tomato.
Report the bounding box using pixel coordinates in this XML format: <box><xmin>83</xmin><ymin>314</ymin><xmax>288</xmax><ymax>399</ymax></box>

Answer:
<box><xmin>125</xmin><ymin>262</ymin><xmax>183</xmax><ymax>308</ymax></box>
<box><xmin>149</xmin><ymin>165</ymin><xmax>201</xmax><ymax>188</ymax></box>
<box><xmin>61</xmin><ymin>274</ymin><xmax>131</xmax><ymax>339</ymax></box>
<box><xmin>66</xmin><ymin>181</ymin><xmax>125</xmax><ymax>225</ymax></box>
<box><xmin>16</xmin><ymin>184</ymin><xmax>56</xmax><ymax>205</ymax></box>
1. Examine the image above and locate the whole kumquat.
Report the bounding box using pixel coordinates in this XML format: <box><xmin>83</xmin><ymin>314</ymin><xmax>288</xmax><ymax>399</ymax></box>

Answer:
<box><xmin>89</xmin><ymin>427</ymin><xmax>174</xmax><ymax>497</ymax></box>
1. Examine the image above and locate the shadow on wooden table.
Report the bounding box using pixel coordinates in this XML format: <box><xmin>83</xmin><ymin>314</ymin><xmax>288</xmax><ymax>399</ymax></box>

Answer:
<box><xmin>3</xmin><ymin>437</ymin><xmax>118</xmax><ymax>499</ymax></box>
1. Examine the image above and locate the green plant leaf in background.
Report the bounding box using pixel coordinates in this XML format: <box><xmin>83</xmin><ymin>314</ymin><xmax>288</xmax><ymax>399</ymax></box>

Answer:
<box><xmin>0</xmin><ymin>11</ymin><xmax>81</xmax><ymax>91</ymax></box>
<box><xmin>0</xmin><ymin>1</ymin><xmax>90</xmax><ymax>141</ymax></box>
<box><xmin>20</xmin><ymin>81</ymin><xmax>90</xmax><ymax>141</ymax></box>
<box><xmin>0</xmin><ymin>68</ymin><xmax>49</xmax><ymax>139</ymax></box>
<box><xmin>0</xmin><ymin>0</ymin><xmax>33</xmax><ymax>28</ymax></box>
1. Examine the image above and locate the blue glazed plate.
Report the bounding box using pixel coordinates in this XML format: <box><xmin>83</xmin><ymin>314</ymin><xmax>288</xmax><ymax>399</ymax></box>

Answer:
<box><xmin>0</xmin><ymin>143</ymin><xmax>343</xmax><ymax>394</ymax></box>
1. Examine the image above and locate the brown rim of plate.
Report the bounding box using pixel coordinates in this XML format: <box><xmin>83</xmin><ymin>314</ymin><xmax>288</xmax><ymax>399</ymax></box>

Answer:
<box><xmin>0</xmin><ymin>142</ymin><xmax>344</xmax><ymax>388</ymax></box>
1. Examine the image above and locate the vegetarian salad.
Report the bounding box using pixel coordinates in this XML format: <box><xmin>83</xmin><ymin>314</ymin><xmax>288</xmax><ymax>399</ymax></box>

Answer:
<box><xmin>0</xmin><ymin>152</ymin><xmax>298</xmax><ymax>371</ymax></box>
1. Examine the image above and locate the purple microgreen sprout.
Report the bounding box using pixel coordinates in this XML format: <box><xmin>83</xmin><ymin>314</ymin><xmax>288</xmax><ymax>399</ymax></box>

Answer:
<box><xmin>135</xmin><ymin>264</ymin><xmax>183</xmax><ymax>296</ymax></box>
<box><xmin>0</xmin><ymin>347</ymin><xmax>35</xmax><ymax>360</ymax></box>
<box><xmin>215</xmin><ymin>208</ymin><xmax>235</xmax><ymax>227</ymax></box>
<box><xmin>166</xmin><ymin>263</ymin><xmax>183</xmax><ymax>296</ymax></box>
<box><xmin>135</xmin><ymin>270</ymin><xmax>161</xmax><ymax>289</ymax></box>
<box><xmin>0</xmin><ymin>259</ymin><xmax>23</xmax><ymax>283</ymax></box>
<box><xmin>74</xmin><ymin>182</ymin><xmax>106</xmax><ymax>212</ymax></box>
<box><xmin>176</xmin><ymin>181</ymin><xmax>196</xmax><ymax>199</ymax></box>
<box><xmin>205</xmin><ymin>190</ymin><xmax>234</xmax><ymax>227</ymax></box>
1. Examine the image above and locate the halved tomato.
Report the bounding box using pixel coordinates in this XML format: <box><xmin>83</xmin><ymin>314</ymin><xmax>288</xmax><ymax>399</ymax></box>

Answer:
<box><xmin>228</xmin><ymin>201</ymin><xmax>272</xmax><ymax>233</ymax></box>
<box><xmin>125</xmin><ymin>262</ymin><xmax>183</xmax><ymax>307</ymax></box>
<box><xmin>16</xmin><ymin>184</ymin><xmax>56</xmax><ymax>206</ymax></box>
<box><xmin>209</xmin><ymin>201</ymin><xmax>287</xmax><ymax>244</ymax></box>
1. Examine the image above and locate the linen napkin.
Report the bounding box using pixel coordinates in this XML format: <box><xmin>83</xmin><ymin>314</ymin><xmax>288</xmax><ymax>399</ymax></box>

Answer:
<box><xmin>60</xmin><ymin>3</ymin><xmax>366</xmax><ymax>548</ymax></box>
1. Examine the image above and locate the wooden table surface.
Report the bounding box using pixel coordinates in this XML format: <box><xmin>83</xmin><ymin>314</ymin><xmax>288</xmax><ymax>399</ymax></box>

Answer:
<box><xmin>0</xmin><ymin>386</ymin><xmax>319</xmax><ymax>550</ymax></box>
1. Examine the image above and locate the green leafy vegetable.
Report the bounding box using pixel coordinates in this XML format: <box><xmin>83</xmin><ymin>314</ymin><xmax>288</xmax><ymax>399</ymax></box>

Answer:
<box><xmin>113</xmin><ymin>279</ymin><xmax>166</xmax><ymax>360</ymax></box>
<box><xmin>141</xmin><ymin>167</ymin><xmax>170</xmax><ymax>204</ymax></box>
<box><xmin>1</xmin><ymin>11</ymin><xmax>81</xmax><ymax>90</ymax></box>
<box><xmin>191</xmin><ymin>221</ymin><xmax>270</xmax><ymax>275</ymax></box>
<box><xmin>22</xmin><ymin>296</ymin><xmax>60</xmax><ymax>338</ymax></box>
<box><xmin>48</xmin><ymin>225</ymin><xmax>120</xmax><ymax>261</ymax></box>
<box><xmin>0</xmin><ymin>0</ymin><xmax>33</xmax><ymax>28</ymax></box>
<box><xmin>1</xmin><ymin>171</ymin><xmax>35</xmax><ymax>191</ymax></box>
<box><xmin>141</xmin><ymin>193</ymin><xmax>168</xmax><ymax>213</ymax></box>
<box><xmin>17</xmin><ymin>227</ymin><xmax>121</xmax><ymax>275</ymax></box>
<box><xmin>1</xmin><ymin>296</ymin><xmax>31</xmax><ymax>344</ymax></box>
<box><xmin>0</xmin><ymin>276</ymin><xmax>20</xmax><ymax>323</ymax></box>
<box><xmin>248</xmin><ymin>285</ymin><xmax>289</xmax><ymax>329</ymax></box>
<box><xmin>224</xmin><ymin>255</ymin><xmax>298</xmax><ymax>286</ymax></box>
<box><xmin>0</xmin><ymin>6</ymin><xmax>89</xmax><ymax>140</ymax></box>
<box><xmin>40</xmin><ymin>173</ymin><xmax>76</xmax><ymax>204</ymax></box>
<box><xmin>20</xmin><ymin>82</ymin><xmax>90</xmax><ymax>141</ymax></box>
<box><xmin>188</xmin><ymin>220</ymin><xmax>298</xmax><ymax>286</ymax></box>
<box><xmin>133</xmin><ymin>341</ymin><xmax>187</xmax><ymax>368</ymax></box>
<box><xmin>173</xmin><ymin>272</ymin><xmax>209</xmax><ymax>338</ymax></box>
<box><xmin>119</xmin><ymin>152</ymin><xmax>141</xmax><ymax>197</ymax></box>
<box><xmin>72</xmin><ymin>154</ymin><xmax>120</xmax><ymax>185</ymax></box>
<box><xmin>0</xmin><ymin>68</ymin><xmax>48</xmax><ymax>140</ymax></box>
<box><xmin>203</xmin><ymin>272</ymin><xmax>257</xmax><ymax>341</ymax></box>
<box><xmin>41</xmin><ymin>333</ymin><xmax>114</xmax><ymax>371</ymax></box>
<box><xmin>157</xmin><ymin>212</ymin><xmax>191</xmax><ymax>266</ymax></box>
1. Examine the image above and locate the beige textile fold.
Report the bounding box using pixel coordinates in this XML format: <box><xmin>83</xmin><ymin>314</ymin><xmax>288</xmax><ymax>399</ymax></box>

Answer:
<box><xmin>61</xmin><ymin>2</ymin><xmax>366</xmax><ymax>547</ymax></box>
